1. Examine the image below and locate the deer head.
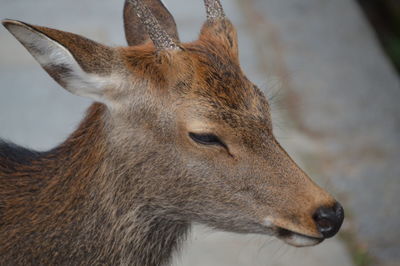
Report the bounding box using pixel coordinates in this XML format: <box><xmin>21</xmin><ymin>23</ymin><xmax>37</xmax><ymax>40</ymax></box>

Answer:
<box><xmin>2</xmin><ymin>0</ymin><xmax>343</xmax><ymax>247</ymax></box>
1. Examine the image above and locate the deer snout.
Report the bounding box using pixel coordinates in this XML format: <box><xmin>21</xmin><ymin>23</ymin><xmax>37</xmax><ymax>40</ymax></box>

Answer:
<box><xmin>313</xmin><ymin>202</ymin><xmax>344</xmax><ymax>238</ymax></box>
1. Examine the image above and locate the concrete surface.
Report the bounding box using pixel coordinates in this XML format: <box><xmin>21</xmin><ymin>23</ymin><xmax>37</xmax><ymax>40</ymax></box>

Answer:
<box><xmin>2</xmin><ymin>0</ymin><xmax>396</xmax><ymax>265</ymax></box>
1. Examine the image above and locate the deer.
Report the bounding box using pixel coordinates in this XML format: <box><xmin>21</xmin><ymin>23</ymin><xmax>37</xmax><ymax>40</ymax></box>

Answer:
<box><xmin>0</xmin><ymin>0</ymin><xmax>344</xmax><ymax>265</ymax></box>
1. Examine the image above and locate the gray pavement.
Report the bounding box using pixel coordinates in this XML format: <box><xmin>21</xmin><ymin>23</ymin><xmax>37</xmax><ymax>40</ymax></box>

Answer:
<box><xmin>2</xmin><ymin>0</ymin><xmax>397</xmax><ymax>265</ymax></box>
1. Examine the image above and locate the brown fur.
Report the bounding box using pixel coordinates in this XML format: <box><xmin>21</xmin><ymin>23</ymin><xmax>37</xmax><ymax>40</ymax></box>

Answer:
<box><xmin>0</xmin><ymin>1</ymin><xmax>339</xmax><ymax>265</ymax></box>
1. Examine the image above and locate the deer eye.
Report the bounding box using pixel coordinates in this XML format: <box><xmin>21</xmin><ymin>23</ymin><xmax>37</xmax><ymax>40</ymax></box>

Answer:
<box><xmin>189</xmin><ymin>132</ymin><xmax>227</xmax><ymax>148</ymax></box>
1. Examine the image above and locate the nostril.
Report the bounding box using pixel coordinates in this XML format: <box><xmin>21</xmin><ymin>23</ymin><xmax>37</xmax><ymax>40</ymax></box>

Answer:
<box><xmin>313</xmin><ymin>202</ymin><xmax>344</xmax><ymax>238</ymax></box>
<box><xmin>316</xmin><ymin>218</ymin><xmax>333</xmax><ymax>232</ymax></box>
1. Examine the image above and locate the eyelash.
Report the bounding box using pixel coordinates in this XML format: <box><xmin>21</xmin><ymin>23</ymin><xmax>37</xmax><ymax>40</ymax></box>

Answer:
<box><xmin>188</xmin><ymin>132</ymin><xmax>227</xmax><ymax>149</ymax></box>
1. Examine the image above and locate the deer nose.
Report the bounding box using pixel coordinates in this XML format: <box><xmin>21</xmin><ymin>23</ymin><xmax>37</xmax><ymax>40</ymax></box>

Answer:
<box><xmin>313</xmin><ymin>202</ymin><xmax>344</xmax><ymax>238</ymax></box>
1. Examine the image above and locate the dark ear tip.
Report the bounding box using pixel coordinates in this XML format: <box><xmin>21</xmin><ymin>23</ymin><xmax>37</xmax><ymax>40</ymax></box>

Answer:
<box><xmin>2</xmin><ymin>19</ymin><xmax>17</xmax><ymax>26</ymax></box>
<box><xmin>2</xmin><ymin>19</ymin><xmax>12</xmax><ymax>28</ymax></box>
<box><xmin>2</xmin><ymin>19</ymin><xmax>24</xmax><ymax>29</ymax></box>
<box><xmin>2</xmin><ymin>19</ymin><xmax>33</xmax><ymax>34</ymax></box>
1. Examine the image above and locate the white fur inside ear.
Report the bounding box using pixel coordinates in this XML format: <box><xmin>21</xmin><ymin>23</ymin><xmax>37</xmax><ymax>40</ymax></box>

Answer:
<box><xmin>5</xmin><ymin>22</ymin><xmax>114</xmax><ymax>102</ymax></box>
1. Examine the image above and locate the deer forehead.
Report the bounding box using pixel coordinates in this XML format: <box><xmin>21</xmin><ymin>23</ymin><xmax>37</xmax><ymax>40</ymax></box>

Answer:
<box><xmin>178</xmin><ymin>72</ymin><xmax>271</xmax><ymax>132</ymax></box>
<box><xmin>118</xmin><ymin>41</ymin><xmax>272</xmax><ymax>137</ymax></box>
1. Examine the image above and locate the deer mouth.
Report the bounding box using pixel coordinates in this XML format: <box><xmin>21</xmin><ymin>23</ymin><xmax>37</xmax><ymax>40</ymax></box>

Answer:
<box><xmin>275</xmin><ymin>227</ymin><xmax>323</xmax><ymax>247</ymax></box>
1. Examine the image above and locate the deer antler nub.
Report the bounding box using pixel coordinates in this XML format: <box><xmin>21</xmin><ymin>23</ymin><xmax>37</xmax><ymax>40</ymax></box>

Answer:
<box><xmin>203</xmin><ymin>0</ymin><xmax>225</xmax><ymax>20</ymax></box>
<box><xmin>126</xmin><ymin>0</ymin><xmax>179</xmax><ymax>50</ymax></box>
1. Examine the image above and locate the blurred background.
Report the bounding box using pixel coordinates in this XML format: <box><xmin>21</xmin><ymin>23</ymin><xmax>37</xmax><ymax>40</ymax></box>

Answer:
<box><xmin>0</xmin><ymin>0</ymin><xmax>399</xmax><ymax>265</ymax></box>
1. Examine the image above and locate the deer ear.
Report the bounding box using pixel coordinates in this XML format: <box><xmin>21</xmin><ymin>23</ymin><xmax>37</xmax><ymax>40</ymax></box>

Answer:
<box><xmin>2</xmin><ymin>19</ymin><xmax>122</xmax><ymax>103</ymax></box>
<box><xmin>123</xmin><ymin>0</ymin><xmax>179</xmax><ymax>46</ymax></box>
<box><xmin>200</xmin><ymin>19</ymin><xmax>238</xmax><ymax>60</ymax></box>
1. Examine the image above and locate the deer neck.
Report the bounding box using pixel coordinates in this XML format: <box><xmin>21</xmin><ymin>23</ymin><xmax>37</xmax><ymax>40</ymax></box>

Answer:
<box><xmin>56</xmin><ymin>103</ymin><xmax>190</xmax><ymax>265</ymax></box>
<box><xmin>1</xmin><ymin>103</ymin><xmax>189</xmax><ymax>266</ymax></box>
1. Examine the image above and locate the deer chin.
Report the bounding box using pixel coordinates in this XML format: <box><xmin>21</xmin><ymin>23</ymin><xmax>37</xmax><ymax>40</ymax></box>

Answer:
<box><xmin>276</xmin><ymin>228</ymin><xmax>323</xmax><ymax>247</ymax></box>
<box><xmin>262</xmin><ymin>217</ymin><xmax>323</xmax><ymax>247</ymax></box>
